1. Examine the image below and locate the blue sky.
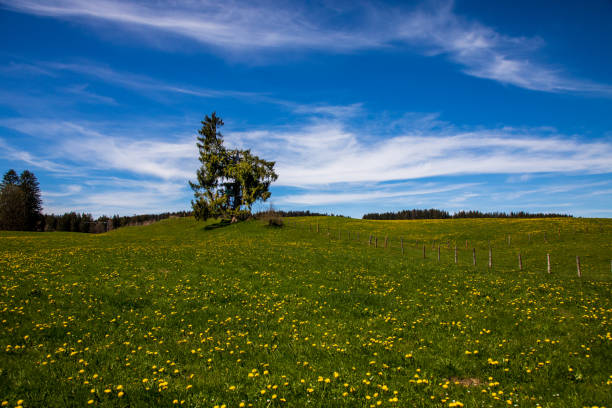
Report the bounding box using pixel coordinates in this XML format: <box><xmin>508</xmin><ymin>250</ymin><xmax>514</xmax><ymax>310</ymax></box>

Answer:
<box><xmin>0</xmin><ymin>0</ymin><xmax>611</xmax><ymax>218</ymax></box>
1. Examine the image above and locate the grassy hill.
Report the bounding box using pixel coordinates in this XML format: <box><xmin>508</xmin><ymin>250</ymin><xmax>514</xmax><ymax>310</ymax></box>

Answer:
<box><xmin>1</xmin><ymin>216</ymin><xmax>611</xmax><ymax>407</ymax></box>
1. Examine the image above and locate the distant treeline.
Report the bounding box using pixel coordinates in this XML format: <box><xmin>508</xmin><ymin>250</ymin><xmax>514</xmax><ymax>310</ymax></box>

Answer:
<box><xmin>255</xmin><ymin>209</ymin><xmax>348</xmax><ymax>218</ymax></box>
<box><xmin>43</xmin><ymin>211</ymin><xmax>192</xmax><ymax>233</ymax></box>
<box><xmin>362</xmin><ymin>209</ymin><xmax>572</xmax><ymax>220</ymax></box>
<box><xmin>270</xmin><ymin>210</ymin><xmax>342</xmax><ymax>217</ymax></box>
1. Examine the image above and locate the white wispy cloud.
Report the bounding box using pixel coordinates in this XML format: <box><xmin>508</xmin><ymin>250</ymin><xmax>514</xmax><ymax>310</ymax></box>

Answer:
<box><xmin>4</xmin><ymin>113</ymin><xmax>611</xmax><ymax>188</ymax></box>
<box><xmin>396</xmin><ymin>2</ymin><xmax>612</xmax><ymax>94</ymax></box>
<box><xmin>43</xmin><ymin>185</ymin><xmax>189</xmax><ymax>216</ymax></box>
<box><xmin>0</xmin><ymin>137</ymin><xmax>68</xmax><ymax>172</ymax></box>
<box><xmin>276</xmin><ymin>183</ymin><xmax>480</xmax><ymax>205</ymax></box>
<box><xmin>0</xmin><ymin>119</ymin><xmax>197</xmax><ymax>180</ymax></box>
<box><xmin>42</xmin><ymin>61</ymin><xmax>264</xmax><ymax>100</ymax></box>
<box><xmin>2</xmin><ymin>0</ymin><xmax>611</xmax><ymax>95</ymax></box>
<box><xmin>0</xmin><ymin>0</ymin><xmax>384</xmax><ymax>51</ymax></box>
<box><xmin>228</xmin><ymin>119</ymin><xmax>612</xmax><ymax>187</ymax></box>
<box><xmin>2</xmin><ymin>111</ymin><xmax>611</xmax><ymax>215</ymax></box>
<box><xmin>43</xmin><ymin>184</ymin><xmax>82</xmax><ymax>197</ymax></box>
<box><xmin>63</xmin><ymin>84</ymin><xmax>118</xmax><ymax>105</ymax></box>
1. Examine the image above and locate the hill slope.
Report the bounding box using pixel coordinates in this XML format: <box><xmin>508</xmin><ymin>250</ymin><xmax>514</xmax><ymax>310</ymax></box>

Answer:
<box><xmin>1</xmin><ymin>217</ymin><xmax>611</xmax><ymax>407</ymax></box>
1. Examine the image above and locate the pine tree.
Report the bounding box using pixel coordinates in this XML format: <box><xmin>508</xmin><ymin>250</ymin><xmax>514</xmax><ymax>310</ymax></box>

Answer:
<box><xmin>0</xmin><ymin>184</ymin><xmax>26</xmax><ymax>230</ymax></box>
<box><xmin>0</xmin><ymin>169</ymin><xmax>25</xmax><ymax>230</ymax></box>
<box><xmin>19</xmin><ymin>170</ymin><xmax>43</xmax><ymax>231</ymax></box>
<box><xmin>190</xmin><ymin>113</ymin><xmax>278</xmax><ymax>222</ymax></box>
<box><xmin>1</xmin><ymin>169</ymin><xmax>19</xmax><ymax>189</ymax></box>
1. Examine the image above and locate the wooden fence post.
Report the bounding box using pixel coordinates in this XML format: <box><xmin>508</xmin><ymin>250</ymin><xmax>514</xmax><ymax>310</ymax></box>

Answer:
<box><xmin>507</xmin><ymin>235</ymin><xmax>511</xmax><ymax>247</ymax></box>
<box><xmin>465</xmin><ymin>240</ymin><xmax>468</xmax><ymax>249</ymax></box>
<box><xmin>518</xmin><ymin>253</ymin><xmax>522</xmax><ymax>271</ymax></box>
<box><xmin>488</xmin><ymin>246</ymin><xmax>492</xmax><ymax>269</ymax></box>
<box><xmin>576</xmin><ymin>256</ymin><xmax>581</xmax><ymax>278</ymax></box>
<box><xmin>547</xmin><ymin>253</ymin><xmax>551</xmax><ymax>274</ymax></box>
<box><xmin>384</xmin><ymin>235</ymin><xmax>388</xmax><ymax>248</ymax></box>
<box><xmin>437</xmin><ymin>246</ymin><xmax>440</xmax><ymax>262</ymax></box>
<box><xmin>369</xmin><ymin>234</ymin><xmax>372</xmax><ymax>247</ymax></box>
<box><xmin>375</xmin><ymin>237</ymin><xmax>378</xmax><ymax>248</ymax></box>
<box><xmin>401</xmin><ymin>238</ymin><xmax>404</xmax><ymax>255</ymax></box>
<box><xmin>316</xmin><ymin>223</ymin><xmax>319</xmax><ymax>233</ymax></box>
<box><xmin>472</xmin><ymin>248</ymin><xmax>476</xmax><ymax>266</ymax></box>
<box><xmin>454</xmin><ymin>245</ymin><xmax>457</xmax><ymax>264</ymax></box>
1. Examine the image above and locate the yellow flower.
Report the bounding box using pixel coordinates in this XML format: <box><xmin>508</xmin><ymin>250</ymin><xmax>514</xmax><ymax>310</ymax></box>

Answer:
<box><xmin>87</xmin><ymin>400</ymin><xmax>94</xmax><ymax>405</ymax></box>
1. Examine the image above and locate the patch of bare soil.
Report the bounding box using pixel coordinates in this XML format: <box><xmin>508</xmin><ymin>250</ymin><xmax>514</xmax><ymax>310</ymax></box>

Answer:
<box><xmin>449</xmin><ymin>377</ymin><xmax>482</xmax><ymax>387</ymax></box>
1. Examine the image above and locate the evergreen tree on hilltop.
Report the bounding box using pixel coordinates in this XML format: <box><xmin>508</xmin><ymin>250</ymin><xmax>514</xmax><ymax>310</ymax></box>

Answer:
<box><xmin>190</xmin><ymin>113</ymin><xmax>278</xmax><ymax>222</ymax></box>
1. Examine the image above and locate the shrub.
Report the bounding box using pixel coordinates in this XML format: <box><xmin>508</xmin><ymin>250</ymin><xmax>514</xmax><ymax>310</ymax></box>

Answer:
<box><xmin>257</xmin><ymin>205</ymin><xmax>283</xmax><ymax>227</ymax></box>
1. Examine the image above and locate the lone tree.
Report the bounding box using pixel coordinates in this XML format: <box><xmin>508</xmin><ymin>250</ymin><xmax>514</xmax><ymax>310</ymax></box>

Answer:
<box><xmin>190</xmin><ymin>113</ymin><xmax>278</xmax><ymax>222</ymax></box>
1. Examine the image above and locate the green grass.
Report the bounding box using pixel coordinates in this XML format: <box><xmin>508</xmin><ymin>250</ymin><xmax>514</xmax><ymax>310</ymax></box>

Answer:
<box><xmin>1</xmin><ymin>216</ymin><xmax>611</xmax><ymax>407</ymax></box>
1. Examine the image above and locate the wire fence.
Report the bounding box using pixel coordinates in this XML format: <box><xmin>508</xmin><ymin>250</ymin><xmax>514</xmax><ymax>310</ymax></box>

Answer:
<box><xmin>279</xmin><ymin>219</ymin><xmax>612</xmax><ymax>282</ymax></box>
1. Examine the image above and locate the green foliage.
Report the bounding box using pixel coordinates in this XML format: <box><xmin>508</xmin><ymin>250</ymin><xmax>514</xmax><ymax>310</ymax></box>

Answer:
<box><xmin>0</xmin><ymin>217</ymin><xmax>610</xmax><ymax>407</ymax></box>
<box><xmin>0</xmin><ymin>184</ymin><xmax>26</xmax><ymax>230</ymax></box>
<box><xmin>190</xmin><ymin>113</ymin><xmax>277</xmax><ymax>221</ymax></box>
<box><xmin>0</xmin><ymin>169</ymin><xmax>43</xmax><ymax>231</ymax></box>
<box><xmin>363</xmin><ymin>208</ymin><xmax>572</xmax><ymax>220</ymax></box>
<box><xmin>1</xmin><ymin>169</ymin><xmax>19</xmax><ymax>188</ymax></box>
<box><xmin>257</xmin><ymin>205</ymin><xmax>284</xmax><ymax>227</ymax></box>
<box><xmin>19</xmin><ymin>170</ymin><xmax>43</xmax><ymax>230</ymax></box>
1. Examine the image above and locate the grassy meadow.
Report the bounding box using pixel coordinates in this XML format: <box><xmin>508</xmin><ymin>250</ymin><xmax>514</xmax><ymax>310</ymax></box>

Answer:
<box><xmin>1</xmin><ymin>216</ymin><xmax>611</xmax><ymax>407</ymax></box>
